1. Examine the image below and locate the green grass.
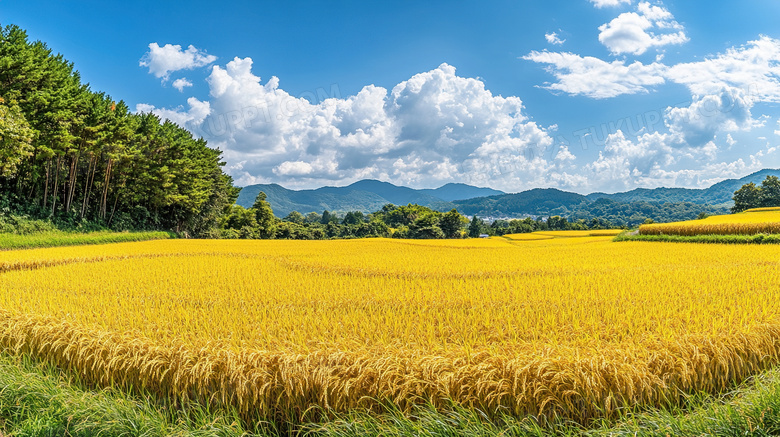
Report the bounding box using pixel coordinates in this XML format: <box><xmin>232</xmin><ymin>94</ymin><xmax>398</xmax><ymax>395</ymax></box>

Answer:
<box><xmin>2</xmin><ymin>347</ymin><xmax>780</xmax><ymax>436</ymax></box>
<box><xmin>613</xmin><ymin>232</ymin><xmax>780</xmax><ymax>244</ymax></box>
<box><xmin>0</xmin><ymin>230</ymin><xmax>173</xmax><ymax>250</ymax></box>
<box><xmin>0</xmin><ymin>352</ymin><xmax>264</xmax><ymax>436</ymax></box>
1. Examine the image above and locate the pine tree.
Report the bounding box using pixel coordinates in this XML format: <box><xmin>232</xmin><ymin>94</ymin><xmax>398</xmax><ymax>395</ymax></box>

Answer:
<box><xmin>468</xmin><ymin>215</ymin><xmax>483</xmax><ymax>238</ymax></box>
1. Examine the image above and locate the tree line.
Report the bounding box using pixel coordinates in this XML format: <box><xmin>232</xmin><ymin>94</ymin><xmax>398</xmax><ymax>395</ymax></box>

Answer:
<box><xmin>218</xmin><ymin>192</ymin><xmax>622</xmax><ymax>240</ymax></box>
<box><xmin>0</xmin><ymin>24</ymin><xmax>237</xmax><ymax>236</ymax></box>
<box><xmin>219</xmin><ymin>196</ymin><xmax>468</xmax><ymax>239</ymax></box>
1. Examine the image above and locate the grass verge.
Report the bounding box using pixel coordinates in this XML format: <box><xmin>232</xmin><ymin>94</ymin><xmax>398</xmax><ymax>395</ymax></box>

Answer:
<box><xmin>614</xmin><ymin>232</ymin><xmax>780</xmax><ymax>244</ymax></box>
<box><xmin>0</xmin><ymin>230</ymin><xmax>173</xmax><ymax>250</ymax></box>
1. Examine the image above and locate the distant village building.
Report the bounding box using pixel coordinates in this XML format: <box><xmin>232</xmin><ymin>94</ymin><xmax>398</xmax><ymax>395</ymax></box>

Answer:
<box><xmin>479</xmin><ymin>234</ymin><xmax>490</xmax><ymax>238</ymax></box>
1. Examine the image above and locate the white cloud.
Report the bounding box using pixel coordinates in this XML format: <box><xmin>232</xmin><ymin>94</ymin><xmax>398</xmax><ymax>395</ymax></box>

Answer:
<box><xmin>172</xmin><ymin>78</ymin><xmax>193</xmax><ymax>92</ymax></box>
<box><xmin>545</xmin><ymin>32</ymin><xmax>565</xmax><ymax>45</ymax></box>
<box><xmin>274</xmin><ymin>161</ymin><xmax>314</xmax><ymax>177</ymax></box>
<box><xmin>522</xmin><ymin>51</ymin><xmax>667</xmax><ymax>98</ymax></box>
<box><xmin>666</xmin><ymin>36</ymin><xmax>780</xmax><ymax>102</ymax></box>
<box><xmin>585</xmin><ymin>131</ymin><xmax>674</xmax><ymax>190</ymax></box>
<box><xmin>726</xmin><ymin>134</ymin><xmax>736</xmax><ymax>146</ymax></box>
<box><xmin>583</xmin><ymin>130</ymin><xmax>763</xmax><ymax>192</ymax></box>
<box><xmin>140</xmin><ymin>43</ymin><xmax>217</xmax><ymax>80</ymax></box>
<box><xmin>665</xmin><ymin>87</ymin><xmax>754</xmax><ymax>148</ymax></box>
<box><xmin>135</xmin><ymin>97</ymin><xmax>211</xmax><ymax>128</ymax></box>
<box><xmin>142</xmin><ymin>59</ymin><xmax>565</xmax><ymax>191</ymax></box>
<box><xmin>589</xmin><ymin>0</ymin><xmax>631</xmax><ymax>8</ymax></box>
<box><xmin>597</xmin><ymin>2</ymin><xmax>688</xmax><ymax>55</ymax></box>
<box><xmin>142</xmin><ymin>35</ymin><xmax>780</xmax><ymax>193</ymax></box>
<box><xmin>775</xmin><ymin>119</ymin><xmax>780</xmax><ymax>136</ymax></box>
<box><xmin>526</xmin><ymin>37</ymin><xmax>780</xmax><ymax>103</ymax></box>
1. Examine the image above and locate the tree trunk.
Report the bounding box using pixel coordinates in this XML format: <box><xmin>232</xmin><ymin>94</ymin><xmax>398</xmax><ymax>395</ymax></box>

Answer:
<box><xmin>109</xmin><ymin>178</ymin><xmax>122</xmax><ymax>225</ymax></box>
<box><xmin>42</xmin><ymin>158</ymin><xmax>50</xmax><ymax>209</ymax></box>
<box><xmin>100</xmin><ymin>158</ymin><xmax>112</xmax><ymax>220</ymax></box>
<box><xmin>51</xmin><ymin>156</ymin><xmax>62</xmax><ymax>214</ymax></box>
<box><xmin>81</xmin><ymin>155</ymin><xmax>95</xmax><ymax>219</ymax></box>
<box><xmin>65</xmin><ymin>153</ymin><xmax>79</xmax><ymax>212</ymax></box>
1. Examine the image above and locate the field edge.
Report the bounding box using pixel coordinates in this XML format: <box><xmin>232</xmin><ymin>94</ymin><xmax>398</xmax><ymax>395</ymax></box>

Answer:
<box><xmin>3</xmin><ymin>348</ymin><xmax>780</xmax><ymax>437</ymax></box>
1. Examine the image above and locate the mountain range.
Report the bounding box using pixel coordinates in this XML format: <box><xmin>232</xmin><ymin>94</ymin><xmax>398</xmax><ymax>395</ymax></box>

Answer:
<box><xmin>235</xmin><ymin>169</ymin><xmax>780</xmax><ymax>218</ymax></box>
<box><xmin>236</xmin><ymin>180</ymin><xmax>504</xmax><ymax>217</ymax></box>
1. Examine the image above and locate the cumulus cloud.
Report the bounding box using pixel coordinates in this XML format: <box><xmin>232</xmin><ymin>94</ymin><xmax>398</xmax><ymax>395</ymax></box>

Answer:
<box><xmin>589</xmin><ymin>0</ymin><xmax>631</xmax><ymax>8</ymax></box>
<box><xmin>583</xmin><ymin>130</ymin><xmax>762</xmax><ymax>192</ymax></box>
<box><xmin>139</xmin><ymin>33</ymin><xmax>780</xmax><ymax>193</ymax></box>
<box><xmin>135</xmin><ymin>97</ymin><xmax>211</xmax><ymax>127</ymax></box>
<box><xmin>522</xmin><ymin>51</ymin><xmax>667</xmax><ymax>98</ymax></box>
<box><xmin>585</xmin><ymin>131</ymin><xmax>673</xmax><ymax>190</ymax></box>
<box><xmin>526</xmin><ymin>37</ymin><xmax>780</xmax><ymax>102</ymax></box>
<box><xmin>597</xmin><ymin>2</ymin><xmax>688</xmax><ymax>55</ymax></box>
<box><xmin>545</xmin><ymin>32</ymin><xmax>565</xmax><ymax>45</ymax></box>
<box><xmin>172</xmin><ymin>78</ymin><xmax>193</xmax><ymax>92</ymax></box>
<box><xmin>666</xmin><ymin>36</ymin><xmax>780</xmax><ymax>102</ymax></box>
<box><xmin>141</xmin><ymin>59</ymin><xmax>565</xmax><ymax>191</ymax></box>
<box><xmin>665</xmin><ymin>87</ymin><xmax>754</xmax><ymax>148</ymax></box>
<box><xmin>140</xmin><ymin>43</ymin><xmax>216</xmax><ymax>80</ymax></box>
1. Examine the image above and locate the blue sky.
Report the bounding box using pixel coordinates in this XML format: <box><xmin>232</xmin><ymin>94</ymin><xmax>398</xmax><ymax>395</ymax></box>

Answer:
<box><xmin>2</xmin><ymin>0</ymin><xmax>780</xmax><ymax>193</ymax></box>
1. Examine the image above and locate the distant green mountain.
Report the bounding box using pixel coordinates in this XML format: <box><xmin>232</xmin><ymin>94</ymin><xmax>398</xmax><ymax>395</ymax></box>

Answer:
<box><xmin>236</xmin><ymin>169</ymin><xmax>778</xmax><ymax>221</ymax></box>
<box><xmin>236</xmin><ymin>184</ymin><xmax>389</xmax><ymax>217</ymax></box>
<box><xmin>451</xmin><ymin>188</ymin><xmax>589</xmax><ymax>217</ymax></box>
<box><xmin>586</xmin><ymin>169</ymin><xmax>780</xmax><ymax>206</ymax></box>
<box><xmin>419</xmin><ymin>183</ymin><xmax>504</xmax><ymax>201</ymax></box>
<box><xmin>237</xmin><ymin>179</ymin><xmax>504</xmax><ymax>217</ymax></box>
<box><xmin>340</xmin><ymin>180</ymin><xmax>452</xmax><ymax>209</ymax></box>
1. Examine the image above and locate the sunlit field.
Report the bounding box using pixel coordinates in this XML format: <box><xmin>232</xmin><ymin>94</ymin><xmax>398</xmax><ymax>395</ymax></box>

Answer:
<box><xmin>640</xmin><ymin>208</ymin><xmax>780</xmax><ymax>236</ymax></box>
<box><xmin>1</xmin><ymin>234</ymin><xmax>779</xmax><ymax>426</ymax></box>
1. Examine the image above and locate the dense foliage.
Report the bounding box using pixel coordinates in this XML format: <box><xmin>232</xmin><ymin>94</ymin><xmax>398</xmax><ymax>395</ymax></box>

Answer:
<box><xmin>731</xmin><ymin>175</ymin><xmax>780</xmax><ymax>212</ymax></box>
<box><xmin>0</xmin><ymin>24</ymin><xmax>237</xmax><ymax>236</ymax></box>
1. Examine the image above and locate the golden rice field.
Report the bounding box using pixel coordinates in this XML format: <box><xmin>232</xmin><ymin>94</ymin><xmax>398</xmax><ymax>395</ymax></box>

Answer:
<box><xmin>0</xmin><ymin>234</ymin><xmax>779</xmax><ymax>426</ymax></box>
<box><xmin>639</xmin><ymin>209</ymin><xmax>780</xmax><ymax>236</ymax></box>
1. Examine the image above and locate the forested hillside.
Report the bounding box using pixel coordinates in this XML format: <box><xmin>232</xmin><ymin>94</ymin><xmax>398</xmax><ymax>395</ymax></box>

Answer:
<box><xmin>586</xmin><ymin>169</ymin><xmax>780</xmax><ymax>205</ymax></box>
<box><xmin>0</xmin><ymin>24</ymin><xmax>237</xmax><ymax>236</ymax></box>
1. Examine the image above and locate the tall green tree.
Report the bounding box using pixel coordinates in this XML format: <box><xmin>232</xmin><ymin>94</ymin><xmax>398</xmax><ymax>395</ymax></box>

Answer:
<box><xmin>439</xmin><ymin>209</ymin><xmax>464</xmax><ymax>238</ymax></box>
<box><xmin>732</xmin><ymin>182</ymin><xmax>763</xmax><ymax>213</ymax></box>
<box><xmin>760</xmin><ymin>176</ymin><xmax>780</xmax><ymax>207</ymax></box>
<box><xmin>0</xmin><ymin>98</ymin><xmax>33</xmax><ymax>177</ymax></box>
<box><xmin>468</xmin><ymin>215</ymin><xmax>483</xmax><ymax>238</ymax></box>
<box><xmin>252</xmin><ymin>192</ymin><xmax>277</xmax><ymax>238</ymax></box>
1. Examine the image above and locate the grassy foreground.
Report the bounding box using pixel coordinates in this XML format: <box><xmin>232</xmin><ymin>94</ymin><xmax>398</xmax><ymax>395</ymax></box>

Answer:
<box><xmin>0</xmin><ymin>230</ymin><xmax>173</xmax><ymax>250</ymax></box>
<box><xmin>2</xmin><ymin>350</ymin><xmax>780</xmax><ymax>436</ymax></box>
<box><xmin>614</xmin><ymin>232</ymin><xmax>780</xmax><ymax>244</ymax></box>
<box><xmin>0</xmin><ymin>352</ymin><xmax>256</xmax><ymax>436</ymax></box>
